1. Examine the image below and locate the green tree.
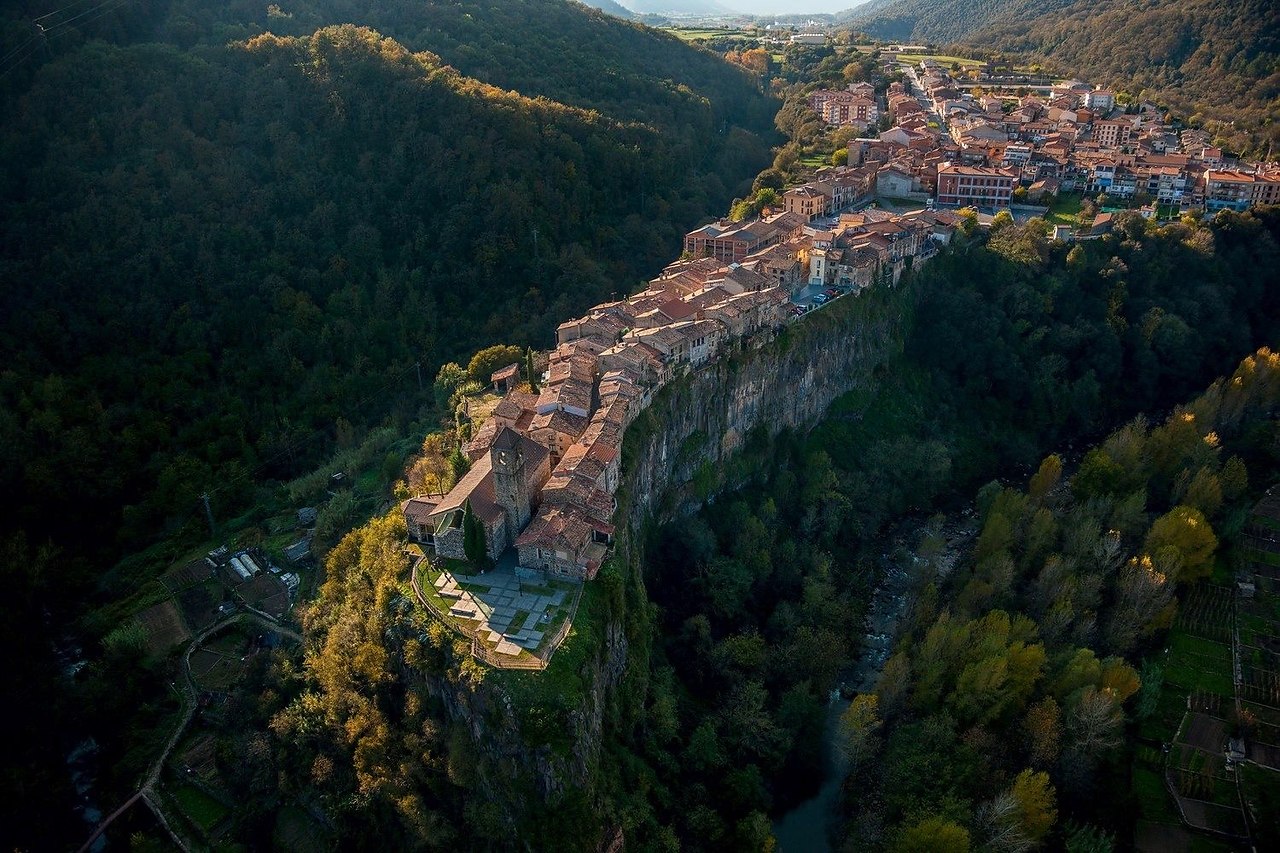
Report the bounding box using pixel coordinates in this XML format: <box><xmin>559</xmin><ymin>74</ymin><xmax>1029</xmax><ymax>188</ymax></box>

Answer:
<box><xmin>752</xmin><ymin>168</ymin><xmax>786</xmax><ymax>193</ymax></box>
<box><xmin>1023</xmin><ymin>697</ymin><xmax>1063</xmax><ymax>768</ymax></box>
<box><xmin>1009</xmin><ymin>769</ymin><xmax>1057</xmax><ymax>842</ymax></box>
<box><xmin>467</xmin><ymin>345</ymin><xmax>524</xmax><ymax>384</ymax></box>
<box><xmin>449</xmin><ymin>444</ymin><xmax>471</xmax><ymax>481</ymax></box>
<box><xmin>840</xmin><ymin>693</ymin><xmax>883</xmax><ymax>767</ymax></box>
<box><xmin>1064</xmin><ymin>821</ymin><xmax>1115</xmax><ymax>853</ymax></box>
<box><xmin>525</xmin><ymin>348</ymin><xmax>539</xmax><ymax>394</ymax></box>
<box><xmin>1028</xmin><ymin>454</ymin><xmax>1063</xmax><ymax>502</ymax></box>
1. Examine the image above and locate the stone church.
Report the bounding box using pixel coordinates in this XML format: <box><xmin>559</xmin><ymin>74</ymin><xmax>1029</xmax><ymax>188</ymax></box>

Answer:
<box><xmin>401</xmin><ymin>427</ymin><xmax>550</xmax><ymax>562</ymax></box>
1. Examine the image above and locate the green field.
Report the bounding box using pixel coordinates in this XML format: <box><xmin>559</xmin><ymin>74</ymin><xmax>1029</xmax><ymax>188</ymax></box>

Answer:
<box><xmin>893</xmin><ymin>53</ymin><xmax>985</xmax><ymax>68</ymax></box>
<box><xmin>172</xmin><ymin>783</ymin><xmax>229</xmax><ymax>832</ymax></box>
<box><xmin>663</xmin><ymin>27</ymin><xmax>756</xmax><ymax>42</ymax></box>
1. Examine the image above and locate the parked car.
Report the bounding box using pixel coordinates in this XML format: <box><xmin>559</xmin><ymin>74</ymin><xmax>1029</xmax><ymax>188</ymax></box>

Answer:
<box><xmin>813</xmin><ymin>294</ymin><xmax>829</xmax><ymax>305</ymax></box>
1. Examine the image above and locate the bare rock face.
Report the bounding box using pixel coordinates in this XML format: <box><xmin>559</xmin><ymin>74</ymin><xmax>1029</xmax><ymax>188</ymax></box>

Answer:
<box><xmin>624</xmin><ymin>284</ymin><xmax>910</xmax><ymax>532</ymax></box>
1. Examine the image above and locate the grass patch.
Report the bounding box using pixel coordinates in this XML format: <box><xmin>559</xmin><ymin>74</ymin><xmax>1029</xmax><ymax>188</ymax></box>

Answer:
<box><xmin>1169</xmin><ymin>632</ymin><xmax>1232</xmax><ymax>662</ymax></box>
<box><xmin>1133</xmin><ymin>766</ymin><xmax>1180</xmax><ymax>824</ymax></box>
<box><xmin>662</xmin><ymin>27</ymin><xmax>756</xmax><ymax>42</ymax></box>
<box><xmin>1248</xmin><ymin>547</ymin><xmax>1280</xmax><ymax>567</ymax></box>
<box><xmin>172</xmin><ymin>783</ymin><xmax>229</xmax><ymax>832</ymax></box>
<box><xmin>1045</xmin><ymin>193</ymin><xmax>1083</xmax><ymax>226</ymax></box>
<box><xmin>1164</xmin><ymin>657</ymin><xmax>1234</xmax><ymax>697</ymax></box>
<box><xmin>439</xmin><ymin>556</ymin><xmax>481</xmax><ymax>576</ymax></box>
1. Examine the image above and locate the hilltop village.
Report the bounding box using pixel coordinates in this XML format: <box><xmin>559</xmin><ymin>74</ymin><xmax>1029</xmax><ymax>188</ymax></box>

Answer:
<box><xmin>401</xmin><ymin>205</ymin><xmax>963</xmax><ymax>581</ymax></box>
<box><xmin>802</xmin><ymin>60</ymin><xmax>1279</xmax><ymax>214</ymax></box>
<box><xmin>400</xmin><ymin>58</ymin><xmax>1280</xmax><ymax>587</ymax></box>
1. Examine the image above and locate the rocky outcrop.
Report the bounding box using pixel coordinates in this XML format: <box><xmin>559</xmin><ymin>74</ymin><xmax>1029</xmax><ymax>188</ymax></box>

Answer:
<box><xmin>414</xmin><ymin>277</ymin><xmax>916</xmax><ymax>842</ymax></box>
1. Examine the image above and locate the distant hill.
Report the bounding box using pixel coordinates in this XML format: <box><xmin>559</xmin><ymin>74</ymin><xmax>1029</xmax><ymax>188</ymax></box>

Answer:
<box><xmin>575</xmin><ymin>0</ymin><xmax>638</xmax><ymax>17</ymax></box>
<box><xmin>840</xmin><ymin>0</ymin><xmax>1040</xmax><ymax>41</ymax></box>
<box><xmin>842</xmin><ymin>0</ymin><xmax>1279</xmax><ymax>148</ymax></box>
<box><xmin>619</xmin><ymin>0</ymin><xmax>740</xmax><ymax>16</ymax></box>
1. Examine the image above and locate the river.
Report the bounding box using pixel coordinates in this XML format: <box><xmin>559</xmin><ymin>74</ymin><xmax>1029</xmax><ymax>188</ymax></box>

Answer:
<box><xmin>772</xmin><ymin>515</ymin><xmax>973</xmax><ymax>851</ymax></box>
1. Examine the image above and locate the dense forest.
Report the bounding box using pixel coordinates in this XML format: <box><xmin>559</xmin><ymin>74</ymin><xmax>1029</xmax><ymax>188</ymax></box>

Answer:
<box><xmin>842</xmin><ymin>347</ymin><xmax>1280</xmax><ymax>850</ymax></box>
<box><xmin>0</xmin><ymin>2</ymin><xmax>778</xmax><ymax>846</ymax></box>
<box><xmin>843</xmin><ymin>0</ymin><xmax>1280</xmax><ymax>152</ymax></box>
<box><xmin>0</xmin><ymin>0</ymin><xmax>773</xmax><ymax>557</ymax></box>
<box><xmin>258</xmin><ymin>208</ymin><xmax>1280</xmax><ymax>851</ymax></box>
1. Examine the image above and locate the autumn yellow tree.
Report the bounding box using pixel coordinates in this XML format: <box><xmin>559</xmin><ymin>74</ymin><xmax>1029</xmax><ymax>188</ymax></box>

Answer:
<box><xmin>1143</xmin><ymin>506</ymin><xmax>1218</xmax><ymax>582</ymax></box>
<box><xmin>894</xmin><ymin>816</ymin><xmax>970</xmax><ymax>853</ymax></box>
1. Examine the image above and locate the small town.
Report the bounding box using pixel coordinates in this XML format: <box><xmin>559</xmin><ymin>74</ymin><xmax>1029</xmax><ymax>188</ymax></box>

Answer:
<box><xmin>396</xmin><ymin>50</ymin><xmax>1280</xmax><ymax>666</ymax></box>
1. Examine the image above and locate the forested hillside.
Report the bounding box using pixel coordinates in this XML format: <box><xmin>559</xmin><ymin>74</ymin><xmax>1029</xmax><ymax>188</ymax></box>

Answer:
<box><xmin>839</xmin><ymin>0</ymin><xmax>1051</xmax><ymax>43</ymax></box>
<box><xmin>841</xmin><ymin>348</ymin><xmax>1280</xmax><ymax>849</ymax></box>
<box><xmin>843</xmin><ymin>0</ymin><xmax>1280</xmax><ymax>150</ymax></box>
<box><xmin>574</xmin><ymin>0</ymin><xmax>638</xmax><ymax>19</ymax></box>
<box><xmin>0</xmin><ymin>0</ymin><xmax>773</xmax><ymax>583</ymax></box>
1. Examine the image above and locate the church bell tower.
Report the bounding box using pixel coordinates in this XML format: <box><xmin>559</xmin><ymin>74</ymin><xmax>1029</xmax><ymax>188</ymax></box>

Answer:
<box><xmin>491</xmin><ymin>427</ymin><xmax>531</xmax><ymax>536</ymax></box>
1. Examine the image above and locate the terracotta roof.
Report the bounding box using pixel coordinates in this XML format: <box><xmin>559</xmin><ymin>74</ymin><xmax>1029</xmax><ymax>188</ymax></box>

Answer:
<box><xmin>494</xmin><ymin>389</ymin><xmax>538</xmax><ymax>424</ymax></box>
<box><xmin>402</xmin><ymin>497</ymin><xmax>439</xmax><ymax>525</ymax></box>
<box><xmin>657</xmin><ymin>299</ymin><xmax>696</xmax><ymax>322</ymax></box>
<box><xmin>464</xmin><ymin>419</ymin><xmax>500</xmax><ymax>460</ymax></box>
<box><xmin>428</xmin><ymin>454</ymin><xmax>504</xmax><ymax>526</ymax></box>
<box><xmin>490</xmin><ymin>363</ymin><xmax>519</xmax><ymax>384</ymax></box>
<box><xmin>532</xmin><ymin>408</ymin><xmax>589</xmax><ymax>438</ymax></box>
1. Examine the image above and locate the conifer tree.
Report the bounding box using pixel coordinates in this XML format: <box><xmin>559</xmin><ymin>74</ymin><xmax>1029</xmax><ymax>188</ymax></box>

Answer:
<box><xmin>526</xmin><ymin>347</ymin><xmax>539</xmax><ymax>394</ymax></box>
<box><xmin>462</xmin><ymin>499</ymin><xmax>488</xmax><ymax>568</ymax></box>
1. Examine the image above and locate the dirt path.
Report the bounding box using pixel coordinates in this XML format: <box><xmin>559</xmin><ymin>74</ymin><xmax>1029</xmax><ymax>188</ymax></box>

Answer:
<box><xmin>77</xmin><ymin>611</ymin><xmax>300</xmax><ymax>852</ymax></box>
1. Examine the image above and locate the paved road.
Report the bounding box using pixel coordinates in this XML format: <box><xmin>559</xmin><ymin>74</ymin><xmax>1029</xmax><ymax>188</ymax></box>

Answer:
<box><xmin>77</xmin><ymin>612</ymin><xmax>301</xmax><ymax>852</ymax></box>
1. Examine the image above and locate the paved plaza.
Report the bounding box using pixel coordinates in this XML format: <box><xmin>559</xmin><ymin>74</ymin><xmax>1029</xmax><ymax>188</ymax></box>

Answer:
<box><xmin>434</xmin><ymin>563</ymin><xmax>575</xmax><ymax>657</ymax></box>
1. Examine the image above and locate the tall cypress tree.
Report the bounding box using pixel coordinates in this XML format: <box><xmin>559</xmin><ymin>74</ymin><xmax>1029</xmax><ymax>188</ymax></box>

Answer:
<box><xmin>462</xmin><ymin>499</ymin><xmax>487</xmax><ymax>568</ymax></box>
<box><xmin>526</xmin><ymin>347</ymin><xmax>539</xmax><ymax>394</ymax></box>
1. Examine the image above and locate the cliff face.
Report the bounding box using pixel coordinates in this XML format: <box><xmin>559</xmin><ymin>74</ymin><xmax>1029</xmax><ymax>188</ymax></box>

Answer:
<box><xmin>623</xmin><ymin>279</ymin><xmax>913</xmax><ymax>532</ymax></box>
<box><xmin>417</xmin><ymin>277</ymin><xmax>916</xmax><ymax>841</ymax></box>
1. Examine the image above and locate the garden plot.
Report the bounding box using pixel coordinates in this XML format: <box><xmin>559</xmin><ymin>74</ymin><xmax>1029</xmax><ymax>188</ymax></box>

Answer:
<box><xmin>1155</xmin><ymin>586</ymin><xmax>1249</xmax><ymax>841</ymax></box>
<box><xmin>240</xmin><ymin>573</ymin><xmax>290</xmax><ymax>618</ymax></box>
<box><xmin>190</xmin><ymin>631</ymin><xmax>252</xmax><ymax>692</ymax></box>
<box><xmin>136</xmin><ymin>599</ymin><xmax>191</xmax><ymax>656</ymax></box>
<box><xmin>1174</xmin><ymin>585</ymin><xmax>1234</xmax><ymax>645</ymax></box>
<box><xmin>162</xmin><ymin>558</ymin><xmax>214</xmax><ymax>595</ymax></box>
<box><xmin>177</xmin><ymin>578</ymin><xmax>225</xmax><ymax>632</ymax></box>
<box><xmin>1238</xmin><ymin>505</ymin><xmax>1280</xmax><ymax>771</ymax></box>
